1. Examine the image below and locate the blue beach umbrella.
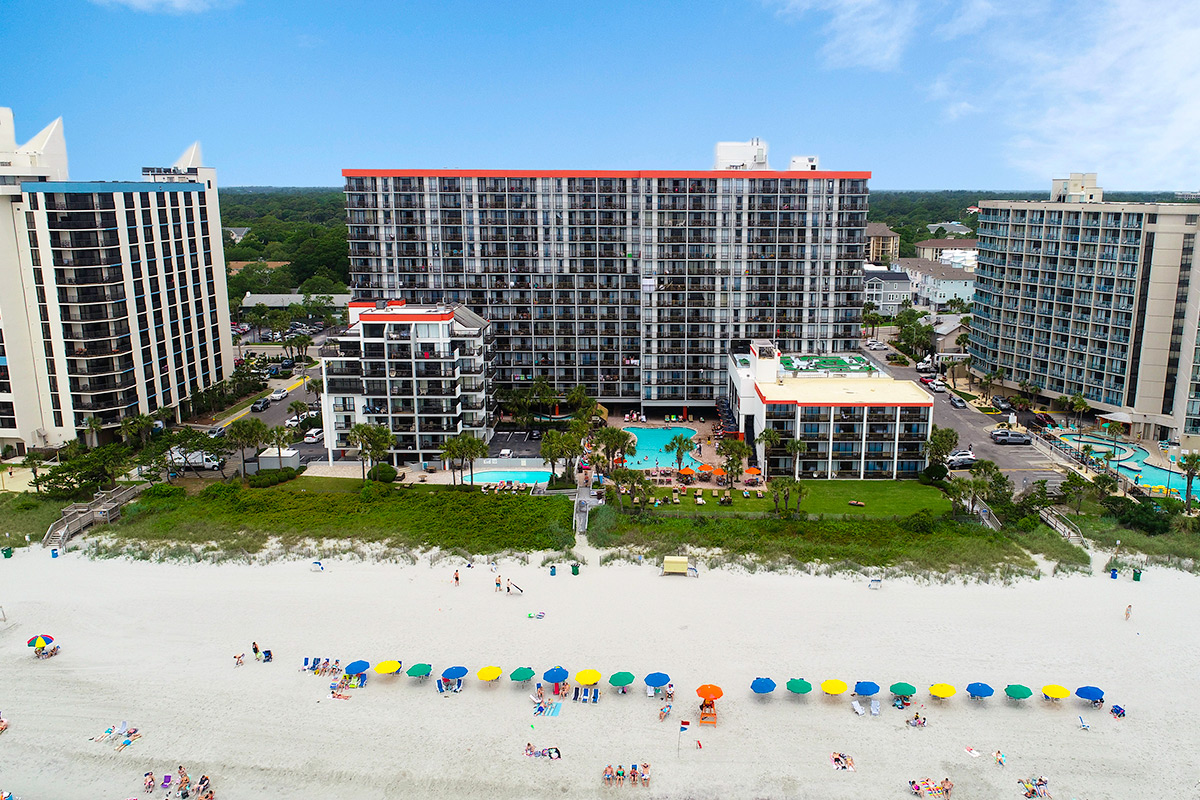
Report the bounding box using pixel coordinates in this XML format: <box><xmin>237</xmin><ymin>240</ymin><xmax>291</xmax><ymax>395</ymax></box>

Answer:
<box><xmin>543</xmin><ymin>666</ymin><xmax>568</xmax><ymax>683</ymax></box>
<box><xmin>853</xmin><ymin>681</ymin><xmax>880</xmax><ymax>696</ymax></box>
<box><xmin>442</xmin><ymin>665</ymin><xmax>468</xmax><ymax>680</ymax></box>
<box><xmin>967</xmin><ymin>682</ymin><xmax>995</xmax><ymax>698</ymax></box>
<box><xmin>645</xmin><ymin>672</ymin><xmax>670</xmax><ymax>688</ymax></box>
<box><xmin>1076</xmin><ymin>686</ymin><xmax>1104</xmax><ymax>702</ymax></box>
<box><xmin>751</xmin><ymin>677</ymin><xmax>777</xmax><ymax>694</ymax></box>
<box><xmin>344</xmin><ymin>660</ymin><xmax>370</xmax><ymax>675</ymax></box>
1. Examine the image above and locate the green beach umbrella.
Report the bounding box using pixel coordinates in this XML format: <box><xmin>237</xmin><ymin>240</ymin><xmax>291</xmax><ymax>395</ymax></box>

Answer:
<box><xmin>1005</xmin><ymin>684</ymin><xmax>1033</xmax><ymax>699</ymax></box>
<box><xmin>406</xmin><ymin>663</ymin><xmax>432</xmax><ymax>677</ymax></box>
<box><xmin>510</xmin><ymin>666</ymin><xmax>535</xmax><ymax>682</ymax></box>
<box><xmin>890</xmin><ymin>682</ymin><xmax>917</xmax><ymax>696</ymax></box>
<box><xmin>609</xmin><ymin>671</ymin><xmax>635</xmax><ymax>687</ymax></box>
<box><xmin>786</xmin><ymin>678</ymin><xmax>813</xmax><ymax>694</ymax></box>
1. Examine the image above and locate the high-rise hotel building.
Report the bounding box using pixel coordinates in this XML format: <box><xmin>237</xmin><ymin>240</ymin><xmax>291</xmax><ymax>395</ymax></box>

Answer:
<box><xmin>971</xmin><ymin>174</ymin><xmax>1200</xmax><ymax>442</ymax></box>
<box><xmin>0</xmin><ymin>108</ymin><xmax>234</xmax><ymax>451</ymax></box>
<box><xmin>343</xmin><ymin>140</ymin><xmax>869</xmax><ymax>409</ymax></box>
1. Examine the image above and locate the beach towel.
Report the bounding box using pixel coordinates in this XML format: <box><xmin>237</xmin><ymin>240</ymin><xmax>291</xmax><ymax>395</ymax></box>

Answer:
<box><xmin>527</xmin><ymin>610</ymin><xmax>544</xmax><ymax>619</ymax></box>
<box><xmin>547</xmin><ymin>702</ymin><xmax>562</xmax><ymax>717</ymax></box>
<box><xmin>965</xmin><ymin>747</ymin><xmax>981</xmax><ymax>757</ymax></box>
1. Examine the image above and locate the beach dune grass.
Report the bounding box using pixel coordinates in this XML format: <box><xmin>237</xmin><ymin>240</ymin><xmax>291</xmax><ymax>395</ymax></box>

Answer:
<box><xmin>106</xmin><ymin>481</ymin><xmax>575</xmax><ymax>554</ymax></box>
<box><xmin>0</xmin><ymin>492</ymin><xmax>65</xmax><ymax>546</ymax></box>
<box><xmin>587</xmin><ymin>504</ymin><xmax>1034</xmax><ymax>574</ymax></box>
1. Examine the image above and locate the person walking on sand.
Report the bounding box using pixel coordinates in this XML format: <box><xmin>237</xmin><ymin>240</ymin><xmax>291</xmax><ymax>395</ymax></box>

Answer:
<box><xmin>495</xmin><ymin>575</ymin><xmax>501</xmax><ymax>592</ymax></box>
<box><xmin>252</xmin><ymin>642</ymin><xmax>260</xmax><ymax>661</ymax></box>
<box><xmin>507</xmin><ymin>578</ymin><xmax>511</xmax><ymax>594</ymax></box>
<box><xmin>1125</xmin><ymin>604</ymin><xmax>1132</xmax><ymax>621</ymax></box>
<box><xmin>234</xmin><ymin>653</ymin><xmax>244</xmax><ymax>667</ymax></box>
<box><xmin>454</xmin><ymin>569</ymin><xmax>459</xmax><ymax>587</ymax></box>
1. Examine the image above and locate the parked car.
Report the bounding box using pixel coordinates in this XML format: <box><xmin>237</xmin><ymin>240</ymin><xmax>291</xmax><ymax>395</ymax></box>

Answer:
<box><xmin>948</xmin><ymin>449</ymin><xmax>974</xmax><ymax>461</ymax></box>
<box><xmin>919</xmin><ymin>376</ymin><xmax>936</xmax><ymax>385</ymax></box>
<box><xmin>250</xmin><ymin>398</ymin><xmax>271</xmax><ymax>412</ymax></box>
<box><xmin>284</xmin><ymin>411</ymin><xmax>313</xmax><ymax>428</ymax></box>
<box><xmin>168</xmin><ymin>447</ymin><xmax>225</xmax><ymax>471</ymax></box>
<box><xmin>1036</xmin><ymin>412</ymin><xmax>1056</xmax><ymax>426</ymax></box>
<box><xmin>281</xmin><ymin>359</ymin><xmax>294</xmax><ymax>370</ymax></box>
<box><xmin>947</xmin><ymin>456</ymin><xmax>978</xmax><ymax>469</ymax></box>
<box><xmin>949</xmin><ymin>395</ymin><xmax>967</xmax><ymax>409</ymax></box>
<box><xmin>304</xmin><ymin>429</ymin><xmax>325</xmax><ymax>443</ymax></box>
<box><xmin>991</xmin><ymin>430</ymin><xmax>1032</xmax><ymax>445</ymax></box>
<box><xmin>206</xmin><ymin>426</ymin><xmax>226</xmax><ymax>438</ymax></box>
<box><xmin>270</xmin><ymin>388</ymin><xmax>289</xmax><ymax>401</ymax></box>
<box><xmin>868</xmin><ymin>343</ymin><xmax>888</xmax><ymax>350</ymax></box>
<box><xmin>929</xmin><ymin>381</ymin><xmax>946</xmax><ymax>393</ymax></box>
<box><xmin>916</xmin><ymin>363</ymin><xmax>936</xmax><ymax>374</ymax></box>
<box><xmin>992</xmin><ymin>396</ymin><xmax>1013</xmax><ymax>411</ymax></box>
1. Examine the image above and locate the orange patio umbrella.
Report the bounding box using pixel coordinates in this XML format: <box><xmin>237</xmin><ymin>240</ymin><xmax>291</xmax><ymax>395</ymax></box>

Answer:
<box><xmin>679</xmin><ymin>467</ymin><xmax>695</xmax><ymax>476</ymax></box>
<box><xmin>744</xmin><ymin>467</ymin><xmax>761</xmax><ymax>475</ymax></box>
<box><xmin>698</xmin><ymin>464</ymin><xmax>714</xmax><ymax>472</ymax></box>
<box><xmin>697</xmin><ymin>684</ymin><xmax>724</xmax><ymax>701</ymax></box>
<box><xmin>712</xmin><ymin>467</ymin><xmax>726</xmax><ymax>476</ymax></box>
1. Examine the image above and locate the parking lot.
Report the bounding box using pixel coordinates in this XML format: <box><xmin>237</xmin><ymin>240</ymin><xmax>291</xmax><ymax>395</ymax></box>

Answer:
<box><xmin>489</xmin><ymin>429</ymin><xmax>543</xmax><ymax>458</ymax></box>
<box><xmin>863</xmin><ymin>346</ymin><xmax>1064</xmax><ymax>491</ymax></box>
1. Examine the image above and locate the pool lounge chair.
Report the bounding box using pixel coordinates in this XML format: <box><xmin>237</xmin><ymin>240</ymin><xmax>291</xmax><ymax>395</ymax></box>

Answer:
<box><xmin>851</xmin><ymin>700</ymin><xmax>866</xmax><ymax>716</ymax></box>
<box><xmin>1078</xmin><ymin>715</ymin><xmax>1090</xmax><ymax>730</ymax></box>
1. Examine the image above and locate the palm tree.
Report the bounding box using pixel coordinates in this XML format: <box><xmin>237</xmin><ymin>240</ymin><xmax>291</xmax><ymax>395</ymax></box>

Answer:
<box><xmin>305</xmin><ymin>377</ymin><xmax>324</xmax><ymax>399</ymax></box>
<box><xmin>1080</xmin><ymin>443</ymin><xmax>1094</xmax><ymax>474</ymax></box>
<box><xmin>540</xmin><ymin>429</ymin><xmax>566</xmax><ymax>479</ymax></box>
<box><xmin>348</xmin><ymin>423</ymin><xmax>375</xmax><ymax>483</ymax></box>
<box><xmin>288</xmin><ymin>399</ymin><xmax>308</xmax><ymax>420</ymax></box>
<box><xmin>120</xmin><ymin>413</ymin><xmax>154</xmax><ymax>448</ymax></box>
<box><xmin>594</xmin><ymin>426</ymin><xmax>633</xmax><ymax>474</ymax></box>
<box><xmin>1180</xmin><ymin>452</ymin><xmax>1200</xmax><ymax>512</ymax></box>
<box><xmin>1070</xmin><ymin>391</ymin><xmax>1089</xmax><ymax>429</ymax></box>
<box><xmin>227</xmin><ymin>417</ymin><xmax>269</xmax><ymax>479</ymax></box>
<box><xmin>717</xmin><ymin>438</ymin><xmax>751</xmax><ymax>492</ymax></box>
<box><xmin>756</xmin><ymin>428</ymin><xmax>781</xmax><ymax>478</ymax></box>
<box><xmin>459</xmin><ymin>434</ymin><xmax>489</xmax><ymax>485</ymax></box>
<box><xmin>84</xmin><ymin>416</ymin><xmax>104</xmax><ymax>448</ymax></box>
<box><xmin>440</xmin><ymin>436</ymin><xmax>463</xmax><ymax>485</ymax></box>
<box><xmin>664</xmin><ymin>432</ymin><xmax>695</xmax><ymax>474</ymax></box>
<box><xmin>564</xmin><ymin>384</ymin><xmax>592</xmax><ymax>413</ymax></box>
<box><xmin>785</xmin><ymin>438</ymin><xmax>808</xmax><ymax>478</ymax></box>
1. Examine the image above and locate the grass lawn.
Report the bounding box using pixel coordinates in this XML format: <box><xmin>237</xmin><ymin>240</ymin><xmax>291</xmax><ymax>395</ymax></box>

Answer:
<box><xmin>104</xmin><ymin>481</ymin><xmax>575</xmax><ymax>554</ymax></box>
<box><xmin>952</xmin><ymin>388</ymin><xmax>977</xmax><ymax>401</ymax></box>
<box><xmin>0</xmin><ymin>492</ymin><xmax>64</xmax><ymax>547</ymax></box>
<box><xmin>1068</xmin><ymin>507</ymin><xmax>1200</xmax><ymax>567</ymax></box>
<box><xmin>624</xmin><ymin>480</ymin><xmax>949</xmax><ymax>518</ymax></box>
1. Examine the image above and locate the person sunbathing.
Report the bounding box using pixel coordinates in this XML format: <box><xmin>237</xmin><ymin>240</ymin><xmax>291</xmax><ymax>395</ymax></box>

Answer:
<box><xmin>994</xmin><ymin>750</ymin><xmax>1006</xmax><ymax>766</ymax></box>
<box><xmin>832</xmin><ymin>753</ymin><xmax>846</xmax><ymax>769</ymax></box>
<box><xmin>602</xmin><ymin>765</ymin><xmax>614</xmax><ymax>785</ymax></box>
<box><xmin>658</xmin><ymin>704</ymin><xmax>671</xmax><ymax>721</ymax></box>
<box><xmin>0</xmin><ymin>718</ymin><xmax>8</xmax><ymax>734</ymax></box>
<box><xmin>615</xmin><ymin>765</ymin><xmax>624</xmax><ymax>786</ymax></box>
<box><xmin>665</xmin><ymin>683</ymin><xmax>674</xmax><ymax>701</ymax></box>
<box><xmin>629</xmin><ymin>764</ymin><xmax>639</xmax><ymax>784</ymax></box>
<box><xmin>525</xmin><ymin>743</ymin><xmax>535</xmax><ymax>757</ymax></box>
<box><xmin>144</xmin><ymin>772</ymin><xmax>155</xmax><ymax>790</ymax></box>
<box><xmin>90</xmin><ymin>725</ymin><xmax>114</xmax><ymax>742</ymax></box>
<box><xmin>319</xmin><ymin>659</ymin><xmax>330</xmax><ymax>674</ymax></box>
<box><xmin>941</xmin><ymin>777</ymin><xmax>954</xmax><ymax>796</ymax></box>
<box><xmin>640</xmin><ymin>763</ymin><xmax>650</xmax><ymax>787</ymax></box>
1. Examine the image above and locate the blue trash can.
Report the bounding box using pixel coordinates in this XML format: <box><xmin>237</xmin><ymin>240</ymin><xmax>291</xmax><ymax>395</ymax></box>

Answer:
<box><xmin>1110</xmin><ymin>568</ymin><xmax>1118</xmax><ymax>579</ymax></box>
<box><xmin>51</xmin><ymin>548</ymin><xmax>58</xmax><ymax>559</ymax></box>
<box><xmin>550</xmin><ymin>565</ymin><xmax>556</xmax><ymax>576</ymax></box>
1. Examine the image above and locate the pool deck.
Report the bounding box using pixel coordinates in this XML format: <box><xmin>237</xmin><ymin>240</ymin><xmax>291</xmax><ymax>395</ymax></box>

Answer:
<box><xmin>609</xmin><ymin>411</ymin><xmax>747</xmax><ymax>475</ymax></box>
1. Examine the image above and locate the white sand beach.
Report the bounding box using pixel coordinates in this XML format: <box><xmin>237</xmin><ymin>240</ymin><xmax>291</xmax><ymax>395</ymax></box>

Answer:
<box><xmin>1</xmin><ymin>546</ymin><xmax>1197</xmax><ymax>799</ymax></box>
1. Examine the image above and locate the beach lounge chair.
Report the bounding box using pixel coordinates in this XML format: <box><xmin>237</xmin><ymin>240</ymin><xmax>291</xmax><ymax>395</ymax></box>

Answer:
<box><xmin>870</xmin><ymin>699</ymin><xmax>880</xmax><ymax>716</ymax></box>
<box><xmin>1078</xmin><ymin>715</ymin><xmax>1090</xmax><ymax>730</ymax></box>
<box><xmin>437</xmin><ymin>679</ymin><xmax>446</xmax><ymax>693</ymax></box>
<box><xmin>756</xmin><ymin>490</ymin><xmax>765</xmax><ymax>498</ymax></box>
<box><xmin>868</xmin><ymin>578</ymin><xmax>882</xmax><ymax>589</ymax></box>
<box><xmin>591</xmin><ymin>687</ymin><xmax>600</xmax><ymax>703</ymax></box>
<box><xmin>711</xmin><ymin>489</ymin><xmax>718</xmax><ymax>497</ymax></box>
<box><xmin>300</xmin><ymin>657</ymin><xmax>309</xmax><ymax>671</ymax></box>
<box><xmin>646</xmin><ymin>685</ymin><xmax>655</xmax><ymax>697</ymax></box>
<box><xmin>162</xmin><ymin>775</ymin><xmax>172</xmax><ymax>790</ymax></box>
<box><xmin>572</xmin><ymin>686</ymin><xmax>581</xmax><ymax>701</ymax></box>
<box><xmin>454</xmin><ymin>678</ymin><xmax>463</xmax><ymax>692</ymax></box>
<box><xmin>851</xmin><ymin>700</ymin><xmax>866</xmax><ymax>716</ymax></box>
<box><xmin>672</xmin><ymin>495</ymin><xmax>680</xmax><ymax>504</ymax></box>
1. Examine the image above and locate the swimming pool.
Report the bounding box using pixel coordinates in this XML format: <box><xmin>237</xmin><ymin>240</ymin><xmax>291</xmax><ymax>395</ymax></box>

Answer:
<box><xmin>1058</xmin><ymin>433</ymin><xmax>1185</xmax><ymax>493</ymax></box>
<box><xmin>466</xmin><ymin>470</ymin><xmax>553</xmax><ymax>485</ymax></box>
<box><xmin>621</xmin><ymin>426</ymin><xmax>703</xmax><ymax>470</ymax></box>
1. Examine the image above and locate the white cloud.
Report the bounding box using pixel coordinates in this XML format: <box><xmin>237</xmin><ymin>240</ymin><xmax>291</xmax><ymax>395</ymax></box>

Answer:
<box><xmin>770</xmin><ymin>0</ymin><xmax>921</xmax><ymax>71</ymax></box>
<box><xmin>932</xmin><ymin>0</ymin><xmax>998</xmax><ymax>40</ymax></box>
<box><xmin>89</xmin><ymin>0</ymin><xmax>235</xmax><ymax>12</ymax></box>
<box><xmin>1000</xmin><ymin>0</ymin><xmax>1200</xmax><ymax>187</ymax></box>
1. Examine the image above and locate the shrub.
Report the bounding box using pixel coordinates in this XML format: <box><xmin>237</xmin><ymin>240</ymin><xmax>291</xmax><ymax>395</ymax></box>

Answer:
<box><xmin>368</xmin><ymin>463</ymin><xmax>397</xmax><ymax>483</ymax></box>
<box><xmin>199</xmin><ymin>482</ymin><xmax>242</xmax><ymax>501</ymax></box>
<box><xmin>142</xmin><ymin>484</ymin><xmax>186</xmax><ymax>501</ymax></box>
<box><xmin>11</xmin><ymin>493</ymin><xmax>41</xmax><ymax>511</ymax></box>
<box><xmin>922</xmin><ymin>464</ymin><xmax>948</xmax><ymax>482</ymax></box>
<box><xmin>247</xmin><ymin>467</ymin><xmax>302</xmax><ymax>489</ymax></box>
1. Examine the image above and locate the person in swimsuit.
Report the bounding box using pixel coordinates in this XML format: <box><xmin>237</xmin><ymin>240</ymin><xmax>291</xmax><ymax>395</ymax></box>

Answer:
<box><xmin>641</xmin><ymin>763</ymin><xmax>650</xmax><ymax>787</ymax></box>
<box><xmin>659</xmin><ymin>704</ymin><xmax>671</xmax><ymax>721</ymax></box>
<box><xmin>615</xmin><ymin>765</ymin><xmax>624</xmax><ymax>786</ymax></box>
<box><xmin>234</xmin><ymin>653</ymin><xmax>244</xmax><ymax>667</ymax></box>
<box><xmin>629</xmin><ymin>764</ymin><xmax>639</xmax><ymax>784</ymax></box>
<box><xmin>603</xmin><ymin>765</ymin><xmax>614</xmax><ymax>786</ymax></box>
<box><xmin>525</xmin><ymin>743</ymin><xmax>534</xmax><ymax>756</ymax></box>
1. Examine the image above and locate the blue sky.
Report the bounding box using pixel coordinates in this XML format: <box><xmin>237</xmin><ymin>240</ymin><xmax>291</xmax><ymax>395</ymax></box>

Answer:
<box><xmin>4</xmin><ymin>0</ymin><xmax>1198</xmax><ymax>189</ymax></box>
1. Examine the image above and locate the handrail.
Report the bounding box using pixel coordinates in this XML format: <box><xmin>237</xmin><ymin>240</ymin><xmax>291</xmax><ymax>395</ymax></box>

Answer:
<box><xmin>42</xmin><ymin>481</ymin><xmax>150</xmax><ymax>547</ymax></box>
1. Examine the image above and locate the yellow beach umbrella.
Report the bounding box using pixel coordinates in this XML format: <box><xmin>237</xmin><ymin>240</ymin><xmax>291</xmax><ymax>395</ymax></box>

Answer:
<box><xmin>575</xmin><ymin>669</ymin><xmax>602</xmax><ymax>686</ymax></box>
<box><xmin>821</xmin><ymin>679</ymin><xmax>848</xmax><ymax>695</ymax></box>
<box><xmin>930</xmin><ymin>683</ymin><xmax>957</xmax><ymax>699</ymax></box>
<box><xmin>477</xmin><ymin>665</ymin><xmax>503</xmax><ymax>682</ymax></box>
<box><xmin>1042</xmin><ymin>684</ymin><xmax>1069</xmax><ymax>700</ymax></box>
<box><xmin>373</xmin><ymin>659</ymin><xmax>402</xmax><ymax>675</ymax></box>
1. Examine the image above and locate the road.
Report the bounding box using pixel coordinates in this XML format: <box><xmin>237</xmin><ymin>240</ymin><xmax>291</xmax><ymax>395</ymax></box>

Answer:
<box><xmin>863</xmin><ymin>347</ymin><xmax>1064</xmax><ymax>492</ymax></box>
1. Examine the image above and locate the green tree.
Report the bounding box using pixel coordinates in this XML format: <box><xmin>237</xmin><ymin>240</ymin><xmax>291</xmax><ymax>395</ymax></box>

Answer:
<box><xmin>120</xmin><ymin>413</ymin><xmax>154</xmax><ymax>448</ymax></box>
<box><xmin>1092</xmin><ymin>474</ymin><xmax>1118</xmax><ymax>498</ymax></box>
<box><xmin>227</xmin><ymin>417</ymin><xmax>269</xmax><ymax>479</ymax></box>
<box><xmin>664</xmin><ymin>433</ymin><xmax>695</xmax><ymax>474</ymax></box>
<box><xmin>716</xmin><ymin>437</ymin><xmax>751</xmax><ymax>491</ymax></box>
<box><xmin>361</xmin><ymin>425</ymin><xmax>394</xmax><ymax>477</ymax></box>
<box><xmin>784</xmin><ymin>438</ymin><xmax>808</xmax><ymax>478</ymax></box>
<box><xmin>756</xmin><ymin>428</ymin><xmax>781</xmax><ymax>478</ymax></box>
<box><xmin>1070</xmin><ymin>391</ymin><xmax>1089</xmax><ymax>429</ymax></box>
<box><xmin>348</xmin><ymin>423</ymin><xmax>375</xmax><ymax>483</ymax></box>
<box><xmin>927</xmin><ymin>424</ymin><xmax>960</xmax><ymax>467</ymax></box>
<box><xmin>21</xmin><ymin>452</ymin><xmax>43</xmax><ymax>492</ymax></box>
<box><xmin>287</xmin><ymin>399</ymin><xmax>309</xmax><ymax>423</ymax></box>
<box><xmin>594</xmin><ymin>426</ymin><xmax>633</xmax><ymax>474</ymax></box>
<box><xmin>540</xmin><ymin>429</ymin><xmax>566</xmax><ymax>479</ymax></box>
<box><xmin>1180</xmin><ymin>452</ymin><xmax>1200</xmax><ymax>512</ymax></box>
<box><xmin>440</xmin><ymin>435</ymin><xmax>464</xmax><ymax>485</ymax></box>
<box><xmin>1080</xmin><ymin>443</ymin><xmax>1094</xmax><ymax>473</ymax></box>
<box><xmin>458</xmin><ymin>434</ymin><xmax>489</xmax><ymax>485</ymax></box>
<box><xmin>1059</xmin><ymin>471</ymin><xmax>1090</xmax><ymax>514</ymax></box>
